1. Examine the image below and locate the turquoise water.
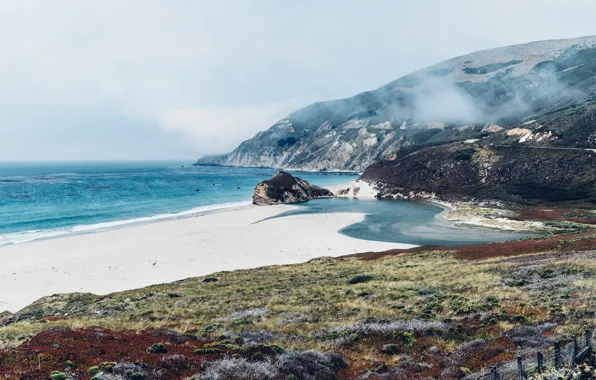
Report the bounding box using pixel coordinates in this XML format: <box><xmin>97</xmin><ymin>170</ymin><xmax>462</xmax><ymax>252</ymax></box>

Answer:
<box><xmin>269</xmin><ymin>198</ymin><xmax>537</xmax><ymax>246</ymax></box>
<box><xmin>0</xmin><ymin>162</ymin><xmax>534</xmax><ymax>248</ymax></box>
<box><xmin>0</xmin><ymin>162</ymin><xmax>352</xmax><ymax>246</ymax></box>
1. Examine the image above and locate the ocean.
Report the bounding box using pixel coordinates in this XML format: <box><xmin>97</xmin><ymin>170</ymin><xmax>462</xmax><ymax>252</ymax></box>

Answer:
<box><xmin>0</xmin><ymin>161</ymin><xmax>352</xmax><ymax>247</ymax></box>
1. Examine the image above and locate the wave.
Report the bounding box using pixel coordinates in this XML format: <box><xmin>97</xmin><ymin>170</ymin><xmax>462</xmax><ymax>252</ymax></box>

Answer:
<box><xmin>0</xmin><ymin>201</ymin><xmax>252</xmax><ymax>247</ymax></box>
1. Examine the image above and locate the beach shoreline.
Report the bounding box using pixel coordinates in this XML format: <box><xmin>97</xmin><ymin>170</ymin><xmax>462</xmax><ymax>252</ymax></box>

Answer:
<box><xmin>0</xmin><ymin>203</ymin><xmax>413</xmax><ymax>312</ymax></box>
<box><xmin>0</xmin><ymin>178</ymin><xmax>547</xmax><ymax>313</ymax></box>
<box><xmin>0</xmin><ymin>200</ymin><xmax>255</xmax><ymax>248</ymax></box>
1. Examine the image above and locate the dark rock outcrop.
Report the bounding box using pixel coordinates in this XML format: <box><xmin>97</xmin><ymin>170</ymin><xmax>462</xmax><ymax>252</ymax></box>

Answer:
<box><xmin>253</xmin><ymin>171</ymin><xmax>333</xmax><ymax>205</ymax></box>
<box><xmin>360</xmin><ymin>142</ymin><xmax>596</xmax><ymax>203</ymax></box>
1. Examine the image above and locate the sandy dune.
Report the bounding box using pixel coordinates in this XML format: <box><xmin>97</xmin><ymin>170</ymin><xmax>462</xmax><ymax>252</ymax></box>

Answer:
<box><xmin>0</xmin><ymin>205</ymin><xmax>413</xmax><ymax>312</ymax></box>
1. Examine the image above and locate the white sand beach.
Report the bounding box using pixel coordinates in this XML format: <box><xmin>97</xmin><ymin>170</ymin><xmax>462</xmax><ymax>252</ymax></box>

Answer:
<box><xmin>0</xmin><ymin>204</ymin><xmax>413</xmax><ymax>312</ymax></box>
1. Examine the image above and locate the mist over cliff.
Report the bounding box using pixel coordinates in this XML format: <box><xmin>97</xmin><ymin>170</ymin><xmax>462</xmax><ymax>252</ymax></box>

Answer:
<box><xmin>198</xmin><ymin>36</ymin><xmax>596</xmax><ymax>171</ymax></box>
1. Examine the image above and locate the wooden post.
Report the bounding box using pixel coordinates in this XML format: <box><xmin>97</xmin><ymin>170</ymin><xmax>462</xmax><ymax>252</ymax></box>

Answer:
<box><xmin>490</xmin><ymin>366</ymin><xmax>498</xmax><ymax>380</ymax></box>
<box><xmin>517</xmin><ymin>356</ymin><xmax>523</xmax><ymax>380</ymax></box>
<box><xmin>586</xmin><ymin>329</ymin><xmax>592</xmax><ymax>350</ymax></box>
<box><xmin>555</xmin><ymin>341</ymin><xmax>561</xmax><ymax>369</ymax></box>
<box><xmin>572</xmin><ymin>336</ymin><xmax>578</xmax><ymax>366</ymax></box>
<box><xmin>537</xmin><ymin>351</ymin><xmax>544</xmax><ymax>373</ymax></box>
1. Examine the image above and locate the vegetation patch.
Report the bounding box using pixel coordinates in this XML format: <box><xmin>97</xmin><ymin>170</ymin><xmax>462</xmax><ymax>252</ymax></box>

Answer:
<box><xmin>146</xmin><ymin>342</ymin><xmax>168</xmax><ymax>354</ymax></box>
<box><xmin>194</xmin><ymin>348</ymin><xmax>222</xmax><ymax>355</ymax></box>
<box><xmin>348</xmin><ymin>274</ymin><xmax>374</xmax><ymax>284</ymax></box>
<box><xmin>2</xmin><ymin>238</ymin><xmax>596</xmax><ymax>378</ymax></box>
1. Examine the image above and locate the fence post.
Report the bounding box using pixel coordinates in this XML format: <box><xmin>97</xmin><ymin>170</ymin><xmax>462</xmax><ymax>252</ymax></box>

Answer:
<box><xmin>490</xmin><ymin>366</ymin><xmax>498</xmax><ymax>380</ymax></box>
<box><xmin>572</xmin><ymin>336</ymin><xmax>578</xmax><ymax>366</ymax></box>
<box><xmin>586</xmin><ymin>329</ymin><xmax>592</xmax><ymax>350</ymax></box>
<box><xmin>555</xmin><ymin>341</ymin><xmax>561</xmax><ymax>369</ymax></box>
<box><xmin>537</xmin><ymin>351</ymin><xmax>543</xmax><ymax>373</ymax></box>
<box><xmin>516</xmin><ymin>356</ymin><xmax>523</xmax><ymax>380</ymax></box>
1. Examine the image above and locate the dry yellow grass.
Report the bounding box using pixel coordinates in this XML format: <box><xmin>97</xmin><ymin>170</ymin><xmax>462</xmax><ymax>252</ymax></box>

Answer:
<box><xmin>2</xmin><ymin>244</ymin><xmax>596</xmax><ymax>377</ymax></box>
<box><xmin>2</xmin><ymin>246</ymin><xmax>595</xmax><ymax>351</ymax></box>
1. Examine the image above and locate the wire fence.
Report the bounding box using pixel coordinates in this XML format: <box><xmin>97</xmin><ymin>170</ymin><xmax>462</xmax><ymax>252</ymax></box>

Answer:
<box><xmin>462</xmin><ymin>329</ymin><xmax>593</xmax><ymax>380</ymax></box>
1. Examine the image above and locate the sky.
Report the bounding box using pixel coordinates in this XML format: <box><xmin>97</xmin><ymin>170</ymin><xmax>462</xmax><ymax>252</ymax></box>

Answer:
<box><xmin>0</xmin><ymin>0</ymin><xmax>595</xmax><ymax>161</ymax></box>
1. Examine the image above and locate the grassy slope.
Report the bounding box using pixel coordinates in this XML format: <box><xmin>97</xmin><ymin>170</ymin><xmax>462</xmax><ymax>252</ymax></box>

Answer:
<box><xmin>1</xmin><ymin>231</ymin><xmax>596</xmax><ymax>378</ymax></box>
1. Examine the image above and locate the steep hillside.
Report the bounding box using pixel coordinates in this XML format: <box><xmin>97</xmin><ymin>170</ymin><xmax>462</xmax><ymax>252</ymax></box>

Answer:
<box><xmin>360</xmin><ymin>141</ymin><xmax>596</xmax><ymax>203</ymax></box>
<box><xmin>198</xmin><ymin>36</ymin><xmax>596</xmax><ymax>170</ymax></box>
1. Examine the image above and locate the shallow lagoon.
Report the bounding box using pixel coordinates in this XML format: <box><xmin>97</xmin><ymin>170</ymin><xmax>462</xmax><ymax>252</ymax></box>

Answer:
<box><xmin>270</xmin><ymin>198</ymin><xmax>539</xmax><ymax>246</ymax></box>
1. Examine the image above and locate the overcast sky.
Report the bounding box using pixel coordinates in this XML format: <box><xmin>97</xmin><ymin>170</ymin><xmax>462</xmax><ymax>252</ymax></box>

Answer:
<box><xmin>0</xmin><ymin>0</ymin><xmax>595</xmax><ymax>161</ymax></box>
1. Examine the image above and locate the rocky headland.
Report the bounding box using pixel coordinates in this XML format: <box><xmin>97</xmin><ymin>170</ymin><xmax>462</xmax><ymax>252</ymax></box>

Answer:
<box><xmin>252</xmin><ymin>171</ymin><xmax>333</xmax><ymax>205</ymax></box>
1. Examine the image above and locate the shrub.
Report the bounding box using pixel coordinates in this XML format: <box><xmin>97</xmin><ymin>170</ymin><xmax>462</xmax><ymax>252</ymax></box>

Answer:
<box><xmin>111</xmin><ymin>362</ymin><xmax>150</xmax><ymax>378</ymax></box>
<box><xmin>99</xmin><ymin>362</ymin><xmax>117</xmax><ymax>372</ymax></box>
<box><xmin>267</xmin><ymin>344</ymin><xmax>285</xmax><ymax>355</ymax></box>
<box><xmin>91</xmin><ymin>375</ymin><xmax>113</xmax><ymax>380</ymax></box>
<box><xmin>277</xmin><ymin>350</ymin><xmax>347</xmax><ymax>379</ymax></box>
<box><xmin>484</xmin><ymin>296</ymin><xmax>499</xmax><ymax>308</ymax></box>
<box><xmin>203</xmin><ymin>277</ymin><xmax>218</xmax><ymax>283</ymax></box>
<box><xmin>65</xmin><ymin>360</ymin><xmax>73</xmax><ymax>367</ymax></box>
<box><xmin>157</xmin><ymin>354</ymin><xmax>190</xmax><ymax>370</ymax></box>
<box><xmin>348</xmin><ymin>275</ymin><xmax>373</xmax><ymax>284</ymax></box>
<box><xmin>146</xmin><ymin>342</ymin><xmax>168</xmax><ymax>354</ymax></box>
<box><xmin>319</xmin><ymin>328</ymin><xmax>363</xmax><ymax>346</ymax></box>
<box><xmin>198</xmin><ymin>357</ymin><xmax>278</xmax><ymax>380</ymax></box>
<box><xmin>199</xmin><ymin>323</ymin><xmax>224</xmax><ymax>334</ymax></box>
<box><xmin>50</xmin><ymin>372</ymin><xmax>68</xmax><ymax>380</ymax></box>
<box><xmin>196</xmin><ymin>350</ymin><xmax>346</xmax><ymax>380</ymax></box>
<box><xmin>320</xmin><ymin>320</ymin><xmax>445</xmax><ymax>342</ymax></box>
<box><xmin>528</xmin><ymin>363</ymin><xmax>596</xmax><ymax>379</ymax></box>
<box><xmin>380</xmin><ymin>344</ymin><xmax>400</xmax><ymax>355</ymax></box>
<box><xmin>239</xmin><ymin>344</ymin><xmax>285</xmax><ymax>358</ymax></box>
<box><xmin>88</xmin><ymin>366</ymin><xmax>100</xmax><ymax>375</ymax></box>
<box><xmin>510</xmin><ymin>314</ymin><xmax>530</xmax><ymax>323</ymax></box>
<box><xmin>504</xmin><ymin>325</ymin><xmax>551</xmax><ymax>348</ymax></box>
<box><xmin>227</xmin><ymin>318</ymin><xmax>254</xmax><ymax>329</ymax></box>
<box><xmin>392</xmin><ymin>330</ymin><xmax>415</xmax><ymax>346</ymax></box>
<box><xmin>194</xmin><ymin>348</ymin><xmax>223</xmax><ymax>355</ymax></box>
<box><xmin>250</xmin><ymin>352</ymin><xmax>266</xmax><ymax>362</ymax></box>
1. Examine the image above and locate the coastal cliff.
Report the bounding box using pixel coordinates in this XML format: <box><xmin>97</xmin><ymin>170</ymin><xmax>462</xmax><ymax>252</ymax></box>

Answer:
<box><xmin>252</xmin><ymin>171</ymin><xmax>333</xmax><ymax>205</ymax></box>
<box><xmin>198</xmin><ymin>36</ymin><xmax>596</xmax><ymax>171</ymax></box>
<box><xmin>361</xmin><ymin>142</ymin><xmax>596</xmax><ymax>203</ymax></box>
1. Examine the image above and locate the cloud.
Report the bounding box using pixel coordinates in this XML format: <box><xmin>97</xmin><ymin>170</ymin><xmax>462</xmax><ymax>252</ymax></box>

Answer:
<box><xmin>0</xmin><ymin>0</ymin><xmax>595</xmax><ymax>160</ymax></box>
<box><xmin>154</xmin><ymin>101</ymin><xmax>310</xmax><ymax>154</ymax></box>
<box><xmin>413</xmin><ymin>83</ymin><xmax>483</xmax><ymax>123</ymax></box>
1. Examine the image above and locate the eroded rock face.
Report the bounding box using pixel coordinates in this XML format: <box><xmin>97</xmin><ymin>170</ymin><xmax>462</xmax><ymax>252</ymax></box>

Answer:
<box><xmin>360</xmin><ymin>142</ymin><xmax>596</xmax><ymax>203</ymax></box>
<box><xmin>253</xmin><ymin>171</ymin><xmax>333</xmax><ymax>205</ymax></box>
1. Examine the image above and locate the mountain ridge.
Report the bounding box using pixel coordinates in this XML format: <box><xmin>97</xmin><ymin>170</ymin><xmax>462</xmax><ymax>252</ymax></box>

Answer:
<box><xmin>198</xmin><ymin>36</ymin><xmax>596</xmax><ymax>171</ymax></box>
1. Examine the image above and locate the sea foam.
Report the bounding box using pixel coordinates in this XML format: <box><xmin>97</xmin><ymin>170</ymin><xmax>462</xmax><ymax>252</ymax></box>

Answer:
<box><xmin>0</xmin><ymin>201</ymin><xmax>252</xmax><ymax>247</ymax></box>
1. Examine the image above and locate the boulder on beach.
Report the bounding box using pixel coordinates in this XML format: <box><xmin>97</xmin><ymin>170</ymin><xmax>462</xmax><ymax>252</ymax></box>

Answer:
<box><xmin>253</xmin><ymin>171</ymin><xmax>333</xmax><ymax>206</ymax></box>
